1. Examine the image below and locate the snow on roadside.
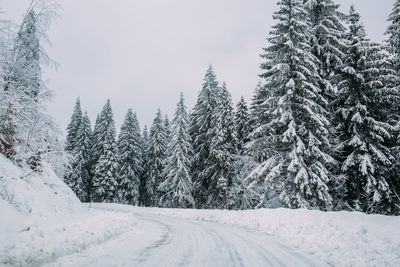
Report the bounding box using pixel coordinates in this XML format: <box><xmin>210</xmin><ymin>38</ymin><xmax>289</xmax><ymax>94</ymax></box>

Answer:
<box><xmin>95</xmin><ymin>203</ymin><xmax>400</xmax><ymax>267</ymax></box>
<box><xmin>0</xmin><ymin>155</ymin><xmax>137</xmax><ymax>266</ymax></box>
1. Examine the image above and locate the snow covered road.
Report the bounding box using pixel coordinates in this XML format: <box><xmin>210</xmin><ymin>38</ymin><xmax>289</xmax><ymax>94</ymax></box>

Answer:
<box><xmin>46</xmin><ymin>207</ymin><xmax>326</xmax><ymax>267</ymax></box>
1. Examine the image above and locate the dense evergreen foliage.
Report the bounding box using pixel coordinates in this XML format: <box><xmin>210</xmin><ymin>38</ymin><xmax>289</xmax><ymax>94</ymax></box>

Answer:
<box><xmin>158</xmin><ymin>93</ymin><xmax>195</xmax><ymax>208</ymax></box>
<box><xmin>91</xmin><ymin>100</ymin><xmax>119</xmax><ymax>203</ymax></box>
<box><xmin>56</xmin><ymin>0</ymin><xmax>400</xmax><ymax>214</ymax></box>
<box><xmin>117</xmin><ymin>109</ymin><xmax>142</xmax><ymax>204</ymax></box>
<box><xmin>145</xmin><ymin>109</ymin><xmax>168</xmax><ymax>206</ymax></box>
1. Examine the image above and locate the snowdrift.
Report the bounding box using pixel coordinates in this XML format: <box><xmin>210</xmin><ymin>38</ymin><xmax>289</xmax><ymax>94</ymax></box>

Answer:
<box><xmin>97</xmin><ymin>204</ymin><xmax>400</xmax><ymax>267</ymax></box>
<box><xmin>0</xmin><ymin>155</ymin><xmax>136</xmax><ymax>266</ymax></box>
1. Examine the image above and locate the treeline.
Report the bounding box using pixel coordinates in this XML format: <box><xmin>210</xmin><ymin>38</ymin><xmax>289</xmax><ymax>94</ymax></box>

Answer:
<box><xmin>0</xmin><ymin>1</ymin><xmax>65</xmax><ymax>175</ymax></box>
<box><xmin>3</xmin><ymin>0</ymin><xmax>398</xmax><ymax>214</ymax></box>
<box><xmin>66</xmin><ymin>0</ymin><xmax>400</xmax><ymax>214</ymax></box>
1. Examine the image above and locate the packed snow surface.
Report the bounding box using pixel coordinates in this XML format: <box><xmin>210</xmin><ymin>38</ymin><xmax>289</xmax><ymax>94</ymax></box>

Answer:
<box><xmin>95</xmin><ymin>204</ymin><xmax>400</xmax><ymax>267</ymax></box>
<box><xmin>1</xmin><ymin>155</ymin><xmax>399</xmax><ymax>266</ymax></box>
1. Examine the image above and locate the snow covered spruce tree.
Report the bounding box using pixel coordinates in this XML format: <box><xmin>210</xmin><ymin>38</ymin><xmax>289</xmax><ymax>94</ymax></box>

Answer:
<box><xmin>91</xmin><ymin>100</ymin><xmax>119</xmax><ymax>203</ymax></box>
<box><xmin>64</xmin><ymin>112</ymin><xmax>92</xmax><ymax>201</ymax></box>
<box><xmin>246</xmin><ymin>0</ymin><xmax>334</xmax><ymax>210</ymax></box>
<box><xmin>63</xmin><ymin>98</ymin><xmax>82</xmax><ymax>190</ymax></box>
<box><xmin>235</xmin><ymin>96</ymin><xmax>250</xmax><ymax>155</ymax></box>
<box><xmin>190</xmin><ymin>65</ymin><xmax>220</xmax><ymax>208</ymax></box>
<box><xmin>139</xmin><ymin>126</ymin><xmax>149</xmax><ymax>206</ymax></box>
<box><xmin>1</xmin><ymin>2</ymin><xmax>60</xmax><ymax>170</ymax></box>
<box><xmin>158</xmin><ymin>93</ymin><xmax>195</xmax><ymax>208</ymax></box>
<box><xmin>145</xmin><ymin>109</ymin><xmax>168</xmax><ymax>206</ymax></box>
<box><xmin>116</xmin><ymin>109</ymin><xmax>142</xmax><ymax>204</ymax></box>
<box><xmin>333</xmin><ymin>6</ymin><xmax>397</xmax><ymax>214</ymax></box>
<box><xmin>65</xmin><ymin>98</ymin><xmax>82</xmax><ymax>153</ymax></box>
<box><xmin>204</xmin><ymin>82</ymin><xmax>237</xmax><ymax>209</ymax></box>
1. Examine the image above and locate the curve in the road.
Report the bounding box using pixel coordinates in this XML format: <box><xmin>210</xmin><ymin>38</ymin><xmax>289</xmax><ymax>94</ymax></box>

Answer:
<box><xmin>46</xmin><ymin>210</ymin><xmax>327</xmax><ymax>267</ymax></box>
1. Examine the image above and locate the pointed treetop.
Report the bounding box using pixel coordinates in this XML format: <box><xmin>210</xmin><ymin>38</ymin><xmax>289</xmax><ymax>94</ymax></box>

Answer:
<box><xmin>203</xmin><ymin>64</ymin><xmax>219</xmax><ymax>89</ymax></box>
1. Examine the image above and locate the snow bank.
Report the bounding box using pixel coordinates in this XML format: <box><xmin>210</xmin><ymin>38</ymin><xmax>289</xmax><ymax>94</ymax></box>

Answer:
<box><xmin>0</xmin><ymin>155</ymin><xmax>136</xmax><ymax>266</ymax></box>
<box><xmin>96</xmin><ymin>204</ymin><xmax>400</xmax><ymax>267</ymax></box>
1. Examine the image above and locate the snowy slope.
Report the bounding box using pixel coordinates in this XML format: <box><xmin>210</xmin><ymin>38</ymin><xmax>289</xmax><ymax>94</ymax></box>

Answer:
<box><xmin>96</xmin><ymin>204</ymin><xmax>400</xmax><ymax>267</ymax></box>
<box><xmin>0</xmin><ymin>155</ymin><xmax>137</xmax><ymax>266</ymax></box>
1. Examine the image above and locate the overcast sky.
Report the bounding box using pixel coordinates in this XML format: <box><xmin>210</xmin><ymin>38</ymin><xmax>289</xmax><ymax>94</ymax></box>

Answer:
<box><xmin>2</xmin><ymin>0</ymin><xmax>394</xmax><ymax>133</ymax></box>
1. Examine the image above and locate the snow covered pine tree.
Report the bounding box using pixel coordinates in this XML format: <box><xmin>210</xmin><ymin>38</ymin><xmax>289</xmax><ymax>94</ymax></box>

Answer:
<box><xmin>145</xmin><ymin>109</ymin><xmax>168</xmax><ymax>206</ymax></box>
<box><xmin>92</xmin><ymin>100</ymin><xmax>119</xmax><ymax>203</ymax></box>
<box><xmin>117</xmin><ymin>109</ymin><xmax>142</xmax><ymax>204</ymax></box>
<box><xmin>190</xmin><ymin>65</ymin><xmax>220</xmax><ymax>208</ymax></box>
<box><xmin>333</xmin><ymin>6</ymin><xmax>398</xmax><ymax>214</ymax></box>
<box><xmin>158</xmin><ymin>93</ymin><xmax>195</xmax><ymax>208</ymax></box>
<box><xmin>65</xmin><ymin>112</ymin><xmax>92</xmax><ymax>201</ymax></box>
<box><xmin>246</xmin><ymin>0</ymin><xmax>334</xmax><ymax>210</ymax></box>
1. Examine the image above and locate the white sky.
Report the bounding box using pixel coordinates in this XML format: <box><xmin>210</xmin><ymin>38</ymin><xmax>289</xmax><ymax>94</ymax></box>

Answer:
<box><xmin>1</xmin><ymin>0</ymin><xmax>394</xmax><ymax>133</ymax></box>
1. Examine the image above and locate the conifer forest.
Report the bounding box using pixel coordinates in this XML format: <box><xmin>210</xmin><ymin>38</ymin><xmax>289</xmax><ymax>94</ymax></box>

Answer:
<box><xmin>2</xmin><ymin>0</ymin><xmax>400</xmax><ymax>212</ymax></box>
<box><xmin>3</xmin><ymin>1</ymin><xmax>400</xmax><ymax>266</ymax></box>
<box><xmin>58</xmin><ymin>0</ymin><xmax>400</xmax><ymax>215</ymax></box>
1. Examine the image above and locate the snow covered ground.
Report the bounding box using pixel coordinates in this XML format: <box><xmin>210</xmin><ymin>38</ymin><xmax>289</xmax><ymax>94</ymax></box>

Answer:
<box><xmin>95</xmin><ymin>204</ymin><xmax>400</xmax><ymax>267</ymax></box>
<box><xmin>47</xmin><ymin>207</ymin><xmax>326</xmax><ymax>267</ymax></box>
<box><xmin>0</xmin><ymin>155</ymin><xmax>136</xmax><ymax>266</ymax></box>
<box><xmin>1</xmin><ymin>154</ymin><xmax>400</xmax><ymax>266</ymax></box>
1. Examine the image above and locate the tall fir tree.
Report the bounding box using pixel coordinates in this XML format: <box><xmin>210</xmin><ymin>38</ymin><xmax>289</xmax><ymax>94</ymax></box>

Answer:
<box><xmin>205</xmin><ymin>82</ymin><xmax>237</xmax><ymax>208</ymax></box>
<box><xmin>139</xmin><ymin>126</ymin><xmax>149</xmax><ymax>206</ymax></box>
<box><xmin>117</xmin><ymin>109</ymin><xmax>142</xmax><ymax>204</ymax></box>
<box><xmin>159</xmin><ymin>93</ymin><xmax>195</xmax><ymax>208</ymax></box>
<box><xmin>145</xmin><ymin>109</ymin><xmax>168</xmax><ymax>206</ymax></box>
<box><xmin>92</xmin><ymin>100</ymin><xmax>119</xmax><ymax>203</ymax></box>
<box><xmin>247</xmin><ymin>0</ymin><xmax>334</xmax><ymax>210</ymax></box>
<box><xmin>65</xmin><ymin>97</ymin><xmax>82</xmax><ymax>153</ymax></box>
<box><xmin>333</xmin><ymin>6</ymin><xmax>396</xmax><ymax>213</ymax></box>
<box><xmin>65</xmin><ymin>112</ymin><xmax>92</xmax><ymax>201</ymax></box>
<box><xmin>3</xmin><ymin>10</ymin><xmax>41</xmax><ymax>98</ymax></box>
<box><xmin>1</xmin><ymin>5</ymin><xmax>58</xmax><ymax>168</ymax></box>
<box><xmin>235</xmin><ymin>96</ymin><xmax>250</xmax><ymax>155</ymax></box>
<box><xmin>190</xmin><ymin>65</ymin><xmax>220</xmax><ymax>207</ymax></box>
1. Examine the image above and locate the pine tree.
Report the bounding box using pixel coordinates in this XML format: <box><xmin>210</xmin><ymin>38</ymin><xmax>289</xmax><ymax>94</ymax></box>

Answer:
<box><xmin>4</xmin><ymin>10</ymin><xmax>41</xmax><ymax>98</ymax></box>
<box><xmin>235</xmin><ymin>96</ymin><xmax>250</xmax><ymax>155</ymax></box>
<box><xmin>92</xmin><ymin>100</ymin><xmax>119</xmax><ymax>203</ymax></box>
<box><xmin>190</xmin><ymin>65</ymin><xmax>220</xmax><ymax>207</ymax></box>
<box><xmin>0</xmin><ymin>4</ymin><xmax>58</xmax><ymax>169</ymax></box>
<box><xmin>247</xmin><ymin>0</ymin><xmax>334</xmax><ymax>210</ymax></box>
<box><xmin>117</xmin><ymin>109</ymin><xmax>142</xmax><ymax>204</ymax></box>
<box><xmin>158</xmin><ymin>93</ymin><xmax>195</xmax><ymax>208</ymax></box>
<box><xmin>65</xmin><ymin>112</ymin><xmax>92</xmax><ymax>201</ymax></box>
<box><xmin>204</xmin><ymin>82</ymin><xmax>237</xmax><ymax>208</ymax></box>
<box><xmin>145</xmin><ymin>109</ymin><xmax>167</xmax><ymax>206</ymax></box>
<box><xmin>65</xmin><ymin>98</ymin><xmax>82</xmax><ymax>153</ymax></box>
<box><xmin>333</xmin><ymin>6</ymin><xmax>396</xmax><ymax>213</ymax></box>
<box><xmin>139</xmin><ymin>126</ymin><xmax>149</xmax><ymax>206</ymax></box>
